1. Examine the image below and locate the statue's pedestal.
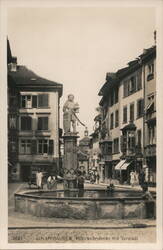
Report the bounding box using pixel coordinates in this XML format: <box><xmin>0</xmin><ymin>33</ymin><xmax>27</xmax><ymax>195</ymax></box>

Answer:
<box><xmin>63</xmin><ymin>132</ymin><xmax>79</xmax><ymax>189</ymax></box>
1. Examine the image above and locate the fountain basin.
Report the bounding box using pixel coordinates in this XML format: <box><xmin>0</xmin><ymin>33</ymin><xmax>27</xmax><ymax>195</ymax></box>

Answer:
<box><xmin>14</xmin><ymin>188</ymin><xmax>156</xmax><ymax>219</ymax></box>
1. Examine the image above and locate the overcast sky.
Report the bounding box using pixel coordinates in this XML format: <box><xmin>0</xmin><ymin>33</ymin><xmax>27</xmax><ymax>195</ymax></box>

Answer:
<box><xmin>7</xmin><ymin>7</ymin><xmax>155</xmax><ymax>137</ymax></box>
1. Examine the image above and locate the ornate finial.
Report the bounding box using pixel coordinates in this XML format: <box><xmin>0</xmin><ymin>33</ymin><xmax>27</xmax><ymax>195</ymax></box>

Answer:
<box><xmin>84</xmin><ymin>127</ymin><xmax>88</xmax><ymax>137</ymax></box>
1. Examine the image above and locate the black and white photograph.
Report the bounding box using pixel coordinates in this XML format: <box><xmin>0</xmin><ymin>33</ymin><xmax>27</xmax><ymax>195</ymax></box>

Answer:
<box><xmin>0</xmin><ymin>0</ymin><xmax>163</xmax><ymax>249</ymax></box>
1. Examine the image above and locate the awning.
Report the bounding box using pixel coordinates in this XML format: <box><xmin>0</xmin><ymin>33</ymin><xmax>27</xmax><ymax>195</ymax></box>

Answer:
<box><xmin>145</xmin><ymin>102</ymin><xmax>154</xmax><ymax>111</ymax></box>
<box><xmin>121</xmin><ymin>161</ymin><xmax>131</xmax><ymax>170</ymax></box>
<box><xmin>115</xmin><ymin>160</ymin><xmax>125</xmax><ymax>170</ymax></box>
<box><xmin>8</xmin><ymin>161</ymin><xmax>13</xmax><ymax>167</ymax></box>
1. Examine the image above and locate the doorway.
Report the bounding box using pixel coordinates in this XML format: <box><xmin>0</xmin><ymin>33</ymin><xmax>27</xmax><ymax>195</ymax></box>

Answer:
<box><xmin>21</xmin><ymin>165</ymin><xmax>31</xmax><ymax>182</ymax></box>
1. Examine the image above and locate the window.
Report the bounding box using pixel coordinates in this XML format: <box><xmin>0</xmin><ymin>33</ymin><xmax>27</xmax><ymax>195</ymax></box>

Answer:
<box><xmin>129</xmin><ymin>76</ymin><xmax>136</xmax><ymax>93</ymax></box>
<box><xmin>37</xmin><ymin>139</ymin><xmax>54</xmax><ymax>154</ymax></box>
<box><xmin>110</xmin><ymin>113</ymin><xmax>114</xmax><ymax>129</ymax></box>
<box><xmin>21</xmin><ymin>95</ymin><xmax>32</xmax><ymax>108</ymax></box>
<box><xmin>20</xmin><ymin>116</ymin><xmax>32</xmax><ymax>130</ymax></box>
<box><xmin>38</xmin><ymin>117</ymin><xmax>49</xmax><ymax>130</ymax></box>
<box><xmin>137</xmin><ymin>129</ymin><xmax>142</xmax><ymax>146</ymax></box>
<box><xmin>20</xmin><ymin>94</ymin><xmax>49</xmax><ymax>108</ymax></box>
<box><xmin>137</xmin><ymin>99</ymin><xmax>144</xmax><ymax>118</ymax></box>
<box><xmin>20</xmin><ymin>139</ymin><xmax>31</xmax><ymax>154</ymax></box>
<box><xmin>148</xmin><ymin>125</ymin><xmax>156</xmax><ymax>145</ymax></box>
<box><xmin>130</xmin><ymin>103</ymin><xmax>134</xmax><ymax>122</ymax></box>
<box><xmin>128</xmin><ymin>133</ymin><xmax>136</xmax><ymax>152</ymax></box>
<box><xmin>113</xmin><ymin>138</ymin><xmax>119</xmax><ymax>154</ymax></box>
<box><xmin>137</xmin><ymin>70</ymin><xmax>142</xmax><ymax>90</ymax></box>
<box><xmin>123</xmin><ymin>106</ymin><xmax>127</xmax><ymax>123</ymax></box>
<box><xmin>147</xmin><ymin>62</ymin><xmax>154</xmax><ymax>81</ymax></box>
<box><xmin>123</xmin><ymin>80</ymin><xmax>129</xmax><ymax>97</ymax></box>
<box><xmin>123</xmin><ymin>71</ymin><xmax>142</xmax><ymax>97</ymax></box>
<box><xmin>115</xmin><ymin>110</ymin><xmax>119</xmax><ymax>127</ymax></box>
<box><xmin>38</xmin><ymin>94</ymin><xmax>49</xmax><ymax>108</ymax></box>
<box><xmin>114</xmin><ymin>87</ymin><xmax>119</xmax><ymax>103</ymax></box>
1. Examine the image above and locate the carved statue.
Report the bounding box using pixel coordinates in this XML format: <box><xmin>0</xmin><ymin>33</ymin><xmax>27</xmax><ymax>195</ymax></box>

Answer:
<box><xmin>63</xmin><ymin>94</ymin><xmax>79</xmax><ymax>134</ymax></box>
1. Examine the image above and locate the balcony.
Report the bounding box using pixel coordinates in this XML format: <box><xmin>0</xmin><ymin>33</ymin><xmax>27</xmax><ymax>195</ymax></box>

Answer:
<box><xmin>145</xmin><ymin>144</ymin><xmax>156</xmax><ymax>157</ymax></box>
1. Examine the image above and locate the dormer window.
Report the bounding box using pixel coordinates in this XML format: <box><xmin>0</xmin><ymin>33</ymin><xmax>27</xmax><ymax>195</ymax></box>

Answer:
<box><xmin>147</xmin><ymin>62</ymin><xmax>154</xmax><ymax>81</ymax></box>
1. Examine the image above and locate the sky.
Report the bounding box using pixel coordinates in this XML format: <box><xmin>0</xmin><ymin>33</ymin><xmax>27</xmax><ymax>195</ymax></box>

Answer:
<box><xmin>7</xmin><ymin>7</ymin><xmax>156</xmax><ymax>137</ymax></box>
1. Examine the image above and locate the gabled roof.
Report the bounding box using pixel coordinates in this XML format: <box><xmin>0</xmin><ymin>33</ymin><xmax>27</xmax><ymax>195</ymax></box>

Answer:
<box><xmin>9</xmin><ymin>66</ymin><xmax>63</xmax><ymax>96</ymax></box>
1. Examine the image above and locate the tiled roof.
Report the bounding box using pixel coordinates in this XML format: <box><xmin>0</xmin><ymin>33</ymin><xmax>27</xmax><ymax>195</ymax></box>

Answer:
<box><xmin>9</xmin><ymin>66</ymin><xmax>63</xmax><ymax>96</ymax></box>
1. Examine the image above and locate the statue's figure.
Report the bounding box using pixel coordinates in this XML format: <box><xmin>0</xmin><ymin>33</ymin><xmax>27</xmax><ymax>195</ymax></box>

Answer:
<box><xmin>63</xmin><ymin>94</ymin><xmax>79</xmax><ymax>134</ymax></box>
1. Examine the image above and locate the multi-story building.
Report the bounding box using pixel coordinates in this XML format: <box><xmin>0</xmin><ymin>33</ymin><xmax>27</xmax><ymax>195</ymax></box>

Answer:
<box><xmin>98</xmin><ymin>73</ymin><xmax>120</xmax><ymax>183</ymax></box>
<box><xmin>141</xmin><ymin>46</ymin><xmax>156</xmax><ymax>185</ymax></box>
<box><xmin>8</xmin><ymin>50</ymin><xmax>63</xmax><ymax>181</ymax></box>
<box><xmin>98</xmin><ymin>43</ymin><xmax>156</xmax><ymax>186</ymax></box>
<box><xmin>7</xmin><ymin>40</ymin><xmax>19</xmax><ymax>181</ymax></box>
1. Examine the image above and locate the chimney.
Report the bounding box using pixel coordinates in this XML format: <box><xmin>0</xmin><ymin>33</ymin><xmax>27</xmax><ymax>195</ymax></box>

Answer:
<box><xmin>10</xmin><ymin>57</ymin><xmax>17</xmax><ymax>72</ymax></box>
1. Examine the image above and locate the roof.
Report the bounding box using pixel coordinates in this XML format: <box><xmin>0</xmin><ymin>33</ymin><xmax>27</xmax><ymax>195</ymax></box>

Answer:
<box><xmin>9</xmin><ymin>66</ymin><xmax>63</xmax><ymax>97</ymax></box>
<box><xmin>98</xmin><ymin>45</ymin><xmax>156</xmax><ymax>98</ymax></box>
<box><xmin>98</xmin><ymin>72</ymin><xmax>118</xmax><ymax>96</ymax></box>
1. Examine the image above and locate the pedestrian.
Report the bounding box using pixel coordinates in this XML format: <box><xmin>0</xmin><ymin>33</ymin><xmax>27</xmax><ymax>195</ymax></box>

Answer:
<box><xmin>96</xmin><ymin>173</ymin><xmax>100</xmax><ymax>184</ymax></box>
<box><xmin>77</xmin><ymin>174</ymin><xmax>85</xmax><ymax>197</ymax></box>
<box><xmin>36</xmin><ymin>169</ymin><xmax>43</xmax><ymax>189</ymax></box>
<box><xmin>130</xmin><ymin>171</ymin><xmax>135</xmax><ymax>187</ymax></box>
<box><xmin>47</xmin><ymin>175</ymin><xmax>57</xmax><ymax>190</ymax></box>
<box><xmin>77</xmin><ymin>174</ymin><xmax>85</xmax><ymax>189</ymax></box>
<box><xmin>139</xmin><ymin>169</ymin><xmax>147</xmax><ymax>192</ymax></box>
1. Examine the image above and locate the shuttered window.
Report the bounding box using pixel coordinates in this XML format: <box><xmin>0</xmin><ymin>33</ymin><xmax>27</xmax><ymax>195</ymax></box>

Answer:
<box><xmin>38</xmin><ymin>94</ymin><xmax>49</xmax><ymax>108</ymax></box>
<box><xmin>130</xmin><ymin>103</ymin><xmax>134</xmax><ymax>122</ymax></box>
<box><xmin>20</xmin><ymin>116</ymin><xmax>32</xmax><ymax>130</ymax></box>
<box><xmin>115</xmin><ymin>110</ymin><xmax>119</xmax><ymax>127</ymax></box>
<box><xmin>38</xmin><ymin>117</ymin><xmax>49</xmax><ymax>130</ymax></box>
<box><xmin>32</xmin><ymin>96</ymin><xmax>37</xmax><ymax>108</ymax></box>
<box><xmin>20</xmin><ymin>139</ymin><xmax>31</xmax><ymax>154</ymax></box>
<box><xmin>37</xmin><ymin>139</ymin><xmax>54</xmax><ymax>154</ymax></box>
<box><xmin>123</xmin><ymin>106</ymin><xmax>127</xmax><ymax>124</ymax></box>
<box><xmin>110</xmin><ymin>113</ymin><xmax>114</xmax><ymax>129</ymax></box>
<box><xmin>137</xmin><ymin>99</ymin><xmax>144</xmax><ymax>118</ymax></box>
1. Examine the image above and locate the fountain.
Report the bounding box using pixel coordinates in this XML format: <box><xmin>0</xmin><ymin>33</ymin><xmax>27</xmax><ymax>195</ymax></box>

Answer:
<box><xmin>14</xmin><ymin>94</ymin><xmax>156</xmax><ymax>219</ymax></box>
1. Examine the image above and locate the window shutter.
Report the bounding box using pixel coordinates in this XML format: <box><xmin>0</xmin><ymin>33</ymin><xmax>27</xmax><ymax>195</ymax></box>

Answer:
<box><xmin>49</xmin><ymin>140</ymin><xmax>54</xmax><ymax>154</ymax></box>
<box><xmin>32</xmin><ymin>96</ymin><xmax>37</xmax><ymax>108</ymax></box>
<box><xmin>31</xmin><ymin>140</ymin><xmax>37</xmax><ymax>154</ymax></box>
<box><xmin>43</xmin><ymin>94</ymin><xmax>49</xmax><ymax>107</ymax></box>
<box><xmin>38</xmin><ymin>94</ymin><xmax>49</xmax><ymax>107</ymax></box>
<box><xmin>120</xmin><ymin>136</ymin><xmax>124</xmax><ymax>152</ymax></box>
<box><xmin>137</xmin><ymin>71</ymin><xmax>142</xmax><ymax>90</ymax></box>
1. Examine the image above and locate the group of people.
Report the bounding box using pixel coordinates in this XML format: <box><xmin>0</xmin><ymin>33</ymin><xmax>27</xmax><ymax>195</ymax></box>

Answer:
<box><xmin>36</xmin><ymin>170</ymin><xmax>58</xmax><ymax>190</ymax></box>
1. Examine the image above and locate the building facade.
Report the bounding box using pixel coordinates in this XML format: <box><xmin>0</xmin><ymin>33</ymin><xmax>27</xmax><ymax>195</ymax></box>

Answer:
<box><xmin>8</xmin><ymin>45</ymin><xmax>63</xmax><ymax>181</ymax></box>
<box><xmin>98</xmin><ymin>45</ymin><xmax>156</xmax><ymax>186</ymax></box>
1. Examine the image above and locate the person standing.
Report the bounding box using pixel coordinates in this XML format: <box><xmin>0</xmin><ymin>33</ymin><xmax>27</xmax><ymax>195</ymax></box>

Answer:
<box><xmin>36</xmin><ymin>169</ymin><xmax>43</xmax><ymax>189</ymax></box>
<box><xmin>96</xmin><ymin>172</ymin><xmax>100</xmax><ymax>184</ymax></box>
<box><xmin>47</xmin><ymin>175</ymin><xmax>57</xmax><ymax>190</ymax></box>
<box><xmin>130</xmin><ymin>171</ymin><xmax>135</xmax><ymax>187</ymax></box>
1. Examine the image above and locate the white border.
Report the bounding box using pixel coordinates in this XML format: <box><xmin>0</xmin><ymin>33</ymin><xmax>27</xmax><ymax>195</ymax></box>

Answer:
<box><xmin>0</xmin><ymin>0</ymin><xmax>162</xmax><ymax>249</ymax></box>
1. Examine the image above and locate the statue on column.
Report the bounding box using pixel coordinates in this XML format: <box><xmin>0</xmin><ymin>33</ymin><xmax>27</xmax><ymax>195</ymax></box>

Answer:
<box><xmin>63</xmin><ymin>94</ymin><xmax>79</xmax><ymax>134</ymax></box>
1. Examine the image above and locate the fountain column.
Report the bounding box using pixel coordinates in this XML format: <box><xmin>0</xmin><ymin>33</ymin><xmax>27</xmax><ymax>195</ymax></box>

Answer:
<box><xmin>63</xmin><ymin>132</ymin><xmax>79</xmax><ymax>189</ymax></box>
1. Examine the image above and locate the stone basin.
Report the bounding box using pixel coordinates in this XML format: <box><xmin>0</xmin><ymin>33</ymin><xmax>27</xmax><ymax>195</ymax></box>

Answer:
<box><xmin>14</xmin><ymin>188</ymin><xmax>156</xmax><ymax>219</ymax></box>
